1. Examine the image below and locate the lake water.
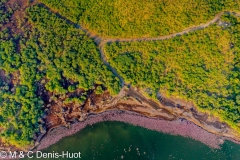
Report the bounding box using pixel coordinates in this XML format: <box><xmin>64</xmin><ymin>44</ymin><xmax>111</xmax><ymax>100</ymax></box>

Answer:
<box><xmin>25</xmin><ymin>121</ymin><xmax>240</xmax><ymax>160</ymax></box>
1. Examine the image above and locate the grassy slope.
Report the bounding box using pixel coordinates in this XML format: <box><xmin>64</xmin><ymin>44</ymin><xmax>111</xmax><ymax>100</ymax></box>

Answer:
<box><xmin>104</xmin><ymin>14</ymin><xmax>240</xmax><ymax>133</ymax></box>
<box><xmin>40</xmin><ymin>0</ymin><xmax>239</xmax><ymax>38</ymax></box>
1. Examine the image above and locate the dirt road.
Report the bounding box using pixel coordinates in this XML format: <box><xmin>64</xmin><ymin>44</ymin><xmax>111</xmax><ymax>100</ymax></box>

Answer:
<box><xmin>40</xmin><ymin>3</ymin><xmax>240</xmax><ymax>87</ymax></box>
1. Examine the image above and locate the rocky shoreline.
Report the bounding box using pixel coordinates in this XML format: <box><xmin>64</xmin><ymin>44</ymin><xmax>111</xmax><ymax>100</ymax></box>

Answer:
<box><xmin>36</xmin><ymin>110</ymin><xmax>226</xmax><ymax>151</ymax></box>
<box><xmin>35</xmin><ymin>86</ymin><xmax>240</xmax><ymax>153</ymax></box>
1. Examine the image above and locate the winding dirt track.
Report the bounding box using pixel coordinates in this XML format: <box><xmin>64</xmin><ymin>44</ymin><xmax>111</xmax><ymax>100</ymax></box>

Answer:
<box><xmin>77</xmin><ymin>11</ymin><xmax>239</xmax><ymax>87</ymax></box>
<box><xmin>100</xmin><ymin>12</ymin><xmax>224</xmax><ymax>45</ymax></box>
<box><xmin>35</xmin><ymin>4</ymin><xmax>240</xmax><ymax>147</ymax></box>
<box><xmin>80</xmin><ymin>11</ymin><xmax>240</xmax><ymax>45</ymax></box>
<box><xmin>40</xmin><ymin>3</ymin><xmax>239</xmax><ymax>87</ymax></box>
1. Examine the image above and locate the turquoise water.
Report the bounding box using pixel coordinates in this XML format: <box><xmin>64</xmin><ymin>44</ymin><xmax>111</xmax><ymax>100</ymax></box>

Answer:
<box><xmin>26</xmin><ymin>121</ymin><xmax>240</xmax><ymax>160</ymax></box>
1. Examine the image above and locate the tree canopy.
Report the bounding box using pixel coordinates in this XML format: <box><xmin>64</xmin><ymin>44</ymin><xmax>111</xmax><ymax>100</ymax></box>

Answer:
<box><xmin>40</xmin><ymin>0</ymin><xmax>240</xmax><ymax>38</ymax></box>
<box><xmin>105</xmin><ymin>14</ymin><xmax>240</xmax><ymax>132</ymax></box>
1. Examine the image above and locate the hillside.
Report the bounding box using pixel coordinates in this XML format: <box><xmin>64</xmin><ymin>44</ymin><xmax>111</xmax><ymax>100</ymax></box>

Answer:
<box><xmin>40</xmin><ymin>0</ymin><xmax>239</xmax><ymax>38</ymax></box>
<box><xmin>0</xmin><ymin>0</ymin><xmax>239</xmax><ymax>150</ymax></box>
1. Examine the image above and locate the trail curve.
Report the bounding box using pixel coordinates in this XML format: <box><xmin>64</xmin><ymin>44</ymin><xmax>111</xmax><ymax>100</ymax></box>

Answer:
<box><xmin>39</xmin><ymin>3</ymin><xmax>240</xmax><ymax>88</ymax></box>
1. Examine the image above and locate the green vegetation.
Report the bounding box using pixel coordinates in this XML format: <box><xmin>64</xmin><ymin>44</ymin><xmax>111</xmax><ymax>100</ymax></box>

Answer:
<box><xmin>95</xmin><ymin>85</ymin><xmax>104</xmax><ymax>95</ymax></box>
<box><xmin>0</xmin><ymin>31</ymin><xmax>43</xmax><ymax>147</ymax></box>
<box><xmin>64</xmin><ymin>96</ymin><xmax>86</xmax><ymax>105</ymax></box>
<box><xmin>0</xmin><ymin>4</ymin><xmax>120</xmax><ymax>148</ymax></box>
<box><xmin>0</xmin><ymin>82</ymin><xmax>44</xmax><ymax>147</ymax></box>
<box><xmin>27</xmin><ymin>5</ymin><xmax>120</xmax><ymax>95</ymax></box>
<box><xmin>0</xmin><ymin>0</ymin><xmax>12</xmax><ymax>27</ymax></box>
<box><xmin>0</xmin><ymin>0</ymin><xmax>240</xmax><ymax>148</ymax></box>
<box><xmin>105</xmin><ymin>14</ymin><xmax>240</xmax><ymax>132</ymax></box>
<box><xmin>0</xmin><ymin>0</ymin><xmax>21</xmax><ymax>27</ymax></box>
<box><xmin>40</xmin><ymin>0</ymin><xmax>239</xmax><ymax>38</ymax></box>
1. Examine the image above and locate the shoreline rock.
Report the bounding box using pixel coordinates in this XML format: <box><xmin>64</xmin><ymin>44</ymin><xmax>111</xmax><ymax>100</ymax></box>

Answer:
<box><xmin>36</xmin><ymin>110</ymin><xmax>229</xmax><ymax>151</ymax></box>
